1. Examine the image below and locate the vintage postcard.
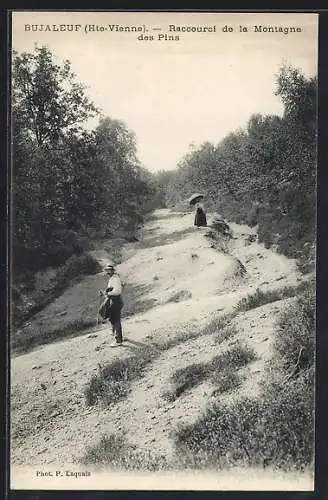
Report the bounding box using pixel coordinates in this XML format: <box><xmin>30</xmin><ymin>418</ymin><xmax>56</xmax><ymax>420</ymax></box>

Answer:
<box><xmin>10</xmin><ymin>10</ymin><xmax>317</xmax><ymax>491</ymax></box>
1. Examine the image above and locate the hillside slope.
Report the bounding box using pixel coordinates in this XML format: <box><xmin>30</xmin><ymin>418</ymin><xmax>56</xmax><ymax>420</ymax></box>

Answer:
<box><xmin>10</xmin><ymin>209</ymin><xmax>314</xmax><ymax>490</ymax></box>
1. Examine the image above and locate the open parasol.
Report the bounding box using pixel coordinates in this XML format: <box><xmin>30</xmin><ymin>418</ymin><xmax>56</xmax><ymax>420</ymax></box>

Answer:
<box><xmin>188</xmin><ymin>193</ymin><xmax>204</xmax><ymax>206</ymax></box>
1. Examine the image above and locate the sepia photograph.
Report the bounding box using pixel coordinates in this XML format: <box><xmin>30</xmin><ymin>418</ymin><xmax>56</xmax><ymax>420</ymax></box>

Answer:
<box><xmin>10</xmin><ymin>10</ymin><xmax>317</xmax><ymax>491</ymax></box>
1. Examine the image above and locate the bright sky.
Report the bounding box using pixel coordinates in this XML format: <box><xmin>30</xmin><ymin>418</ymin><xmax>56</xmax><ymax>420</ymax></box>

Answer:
<box><xmin>12</xmin><ymin>11</ymin><xmax>318</xmax><ymax>172</ymax></box>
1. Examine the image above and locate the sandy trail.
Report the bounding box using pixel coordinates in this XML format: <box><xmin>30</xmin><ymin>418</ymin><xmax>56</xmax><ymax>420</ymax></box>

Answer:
<box><xmin>10</xmin><ymin>208</ymin><xmax>313</xmax><ymax>490</ymax></box>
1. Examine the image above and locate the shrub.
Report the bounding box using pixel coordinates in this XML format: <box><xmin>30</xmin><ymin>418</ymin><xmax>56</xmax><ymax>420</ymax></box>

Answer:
<box><xmin>169</xmin><ymin>362</ymin><xmax>208</xmax><ymax>398</ymax></box>
<box><xmin>163</xmin><ymin>342</ymin><xmax>256</xmax><ymax>402</ymax></box>
<box><xmin>208</xmin><ymin>342</ymin><xmax>257</xmax><ymax>380</ymax></box>
<box><xmin>214</xmin><ymin>325</ymin><xmax>238</xmax><ymax>344</ymax></box>
<box><xmin>84</xmin><ymin>347</ymin><xmax>155</xmax><ymax>406</ymax></box>
<box><xmin>211</xmin><ymin>218</ymin><xmax>232</xmax><ymax>237</ymax></box>
<box><xmin>274</xmin><ymin>282</ymin><xmax>315</xmax><ymax>374</ymax></box>
<box><xmin>13</xmin><ymin>229</ymin><xmax>86</xmax><ymax>276</ymax></box>
<box><xmin>56</xmin><ymin>253</ymin><xmax>101</xmax><ymax>286</ymax></box>
<box><xmin>256</xmin><ymin>206</ymin><xmax>316</xmax><ymax>273</ymax></box>
<box><xmin>211</xmin><ymin>369</ymin><xmax>242</xmax><ymax>395</ymax></box>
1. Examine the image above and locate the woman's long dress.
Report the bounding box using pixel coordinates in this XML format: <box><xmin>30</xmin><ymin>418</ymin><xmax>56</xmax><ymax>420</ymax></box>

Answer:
<box><xmin>194</xmin><ymin>204</ymin><xmax>207</xmax><ymax>227</ymax></box>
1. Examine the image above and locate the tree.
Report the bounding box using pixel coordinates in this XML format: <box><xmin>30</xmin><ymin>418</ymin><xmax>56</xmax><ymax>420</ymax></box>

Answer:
<box><xmin>12</xmin><ymin>47</ymin><xmax>155</xmax><ymax>275</ymax></box>
<box><xmin>12</xmin><ymin>45</ymin><xmax>99</xmax><ymax>146</ymax></box>
<box><xmin>162</xmin><ymin>63</ymin><xmax>317</xmax><ymax>268</ymax></box>
<box><xmin>275</xmin><ymin>63</ymin><xmax>317</xmax><ymax>140</ymax></box>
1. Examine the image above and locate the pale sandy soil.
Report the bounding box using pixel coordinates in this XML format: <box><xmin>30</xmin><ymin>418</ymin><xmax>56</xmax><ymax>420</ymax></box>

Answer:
<box><xmin>10</xmin><ymin>209</ymin><xmax>314</xmax><ymax>490</ymax></box>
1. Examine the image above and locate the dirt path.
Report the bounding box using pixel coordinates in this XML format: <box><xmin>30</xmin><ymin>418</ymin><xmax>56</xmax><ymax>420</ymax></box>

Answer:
<box><xmin>10</xmin><ymin>209</ymin><xmax>313</xmax><ymax>489</ymax></box>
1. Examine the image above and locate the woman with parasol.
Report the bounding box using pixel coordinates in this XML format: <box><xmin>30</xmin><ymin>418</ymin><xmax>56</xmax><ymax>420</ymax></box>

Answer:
<box><xmin>188</xmin><ymin>193</ymin><xmax>207</xmax><ymax>227</ymax></box>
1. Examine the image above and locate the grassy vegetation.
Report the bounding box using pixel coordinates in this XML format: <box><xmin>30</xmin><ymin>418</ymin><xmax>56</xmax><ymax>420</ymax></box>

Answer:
<box><xmin>257</xmin><ymin>213</ymin><xmax>316</xmax><ymax>275</ymax></box>
<box><xmin>162</xmin><ymin>363</ymin><xmax>207</xmax><ymax>402</ymax></box>
<box><xmin>211</xmin><ymin>369</ymin><xmax>242</xmax><ymax>395</ymax></box>
<box><xmin>273</xmin><ymin>282</ymin><xmax>315</xmax><ymax>374</ymax></box>
<box><xmin>236</xmin><ymin>279</ymin><xmax>313</xmax><ymax>312</ymax></box>
<box><xmin>82</xmin><ymin>283</ymin><xmax>315</xmax><ymax>471</ymax></box>
<box><xmin>218</xmin><ymin>201</ymin><xmax>315</xmax><ymax>276</ymax></box>
<box><xmin>82</xmin><ymin>434</ymin><xmax>169</xmax><ymax>471</ymax></box>
<box><xmin>174</xmin><ymin>281</ymin><xmax>315</xmax><ymax>471</ymax></box>
<box><xmin>82</xmin><ymin>283</ymin><xmax>314</xmax><ymax>471</ymax></box>
<box><xmin>12</xmin><ymin>318</ymin><xmax>97</xmax><ymax>355</ymax></box>
<box><xmin>214</xmin><ymin>324</ymin><xmax>238</xmax><ymax>344</ymax></box>
<box><xmin>12</xmin><ymin>280</ymin><xmax>157</xmax><ymax>356</ymax></box>
<box><xmin>209</xmin><ymin>343</ymin><xmax>256</xmax><ymax>381</ymax></box>
<box><xmin>12</xmin><ymin>222</ymin><xmax>142</xmax><ymax>335</ymax></box>
<box><xmin>201</xmin><ymin>313</ymin><xmax>234</xmax><ymax>336</ymax></box>
<box><xmin>174</xmin><ymin>378</ymin><xmax>314</xmax><ymax>471</ymax></box>
<box><xmin>84</xmin><ymin>345</ymin><xmax>156</xmax><ymax>406</ymax></box>
<box><xmin>84</xmin><ymin>310</ymin><xmax>232</xmax><ymax>407</ymax></box>
<box><xmin>163</xmin><ymin>341</ymin><xmax>256</xmax><ymax>402</ymax></box>
<box><xmin>12</xmin><ymin>253</ymin><xmax>102</xmax><ymax>329</ymax></box>
<box><xmin>203</xmin><ymin>219</ymin><xmax>233</xmax><ymax>254</ymax></box>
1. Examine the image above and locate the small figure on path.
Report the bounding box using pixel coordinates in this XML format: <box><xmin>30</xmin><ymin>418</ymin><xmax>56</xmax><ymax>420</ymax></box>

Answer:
<box><xmin>194</xmin><ymin>200</ymin><xmax>207</xmax><ymax>227</ymax></box>
<box><xmin>100</xmin><ymin>264</ymin><xmax>124</xmax><ymax>347</ymax></box>
<box><xmin>188</xmin><ymin>193</ymin><xmax>207</xmax><ymax>227</ymax></box>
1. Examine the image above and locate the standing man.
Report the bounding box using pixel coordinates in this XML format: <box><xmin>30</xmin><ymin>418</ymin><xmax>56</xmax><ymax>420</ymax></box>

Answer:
<box><xmin>103</xmin><ymin>264</ymin><xmax>124</xmax><ymax>347</ymax></box>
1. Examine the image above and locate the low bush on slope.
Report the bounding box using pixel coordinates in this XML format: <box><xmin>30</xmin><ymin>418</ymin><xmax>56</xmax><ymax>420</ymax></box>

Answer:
<box><xmin>163</xmin><ymin>340</ymin><xmax>256</xmax><ymax>402</ymax></box>
<box><xmin>174</xmin><ymin>281</ymin><xmax>315</xmax><ymax>471</ymax></box>
<box><xmin>12</xmin><ymin>253</ymin><xmax>102</xmax><ymax>329</ymax></box>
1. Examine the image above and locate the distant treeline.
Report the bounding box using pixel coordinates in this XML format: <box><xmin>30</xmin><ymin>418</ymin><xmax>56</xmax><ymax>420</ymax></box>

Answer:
<box><xmin>12</xmin><ymin>46</ymin><xmax>157</xmax><ymax>277</ymax></box>
<box><xmin>153</xmin><ymin>64</ymin><xmax>317</xmax><ymax>272</ymax></box>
